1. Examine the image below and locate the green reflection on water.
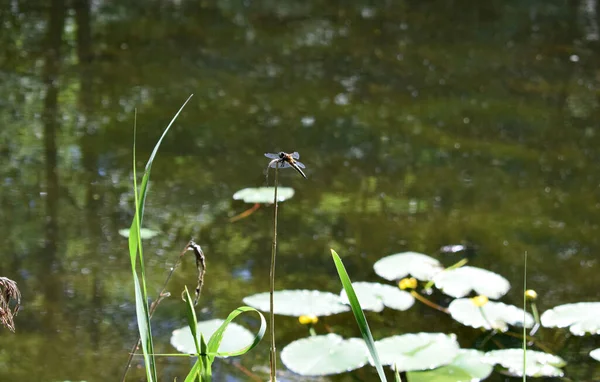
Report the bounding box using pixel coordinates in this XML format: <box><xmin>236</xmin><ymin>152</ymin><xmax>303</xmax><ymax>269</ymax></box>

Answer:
<box><xmin>1</xmin><ymin>1</ymin><xmax>599</xmax><ymax>381</ymax></box>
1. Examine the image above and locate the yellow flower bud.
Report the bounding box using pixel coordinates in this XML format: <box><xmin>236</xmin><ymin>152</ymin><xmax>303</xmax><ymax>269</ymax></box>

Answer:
<box><xmin>471</xmin><ymin>295</ymin><xmax>489</xmax><ymax>307</ymax></box>
<box><xmin>525</xmin><ymin>289</ymin><xmax>538</xmax><ymax>300</ymax></box>
<box><xmin>398</xmin><ymin>277</ymin><xmax>418</xmax><ymax>290</ymax></box>
<box><xmin>298</xmin><ymin>314</ymin><xmax>318</xmax><ymax>325</ymax></box>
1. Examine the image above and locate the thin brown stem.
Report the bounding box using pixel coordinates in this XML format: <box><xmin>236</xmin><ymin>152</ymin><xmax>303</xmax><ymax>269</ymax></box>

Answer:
<box><xmin>229</xmin><ymin>203</ymin><xmax>261</xmax><ymax>222</ymax></box>
<box><xmin>410</xmin><ymin>291</ymin><xmax>449</xmax><ymax>313</ymax></box>
<box><xmin>269</xmin><ymin>164</ymin><xmax>279</xmax><ymax>382</ymax></box>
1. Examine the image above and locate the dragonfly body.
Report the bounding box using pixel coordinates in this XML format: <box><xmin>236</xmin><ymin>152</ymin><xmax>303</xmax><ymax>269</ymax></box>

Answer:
<box><xmin>264</xmin><ymin>151</ymin><xmax>307</xmax><ymax>179</ymax></box>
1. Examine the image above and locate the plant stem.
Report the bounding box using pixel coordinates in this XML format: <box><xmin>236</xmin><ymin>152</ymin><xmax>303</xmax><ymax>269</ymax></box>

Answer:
<box><xmin>229</xmin><ymin>203</ymin><xmax>261</xmax><ymax>222</ymax></box>
<box><xmin>269</xmin><ymin>163</ymin><xmax>280</xmax><ymax>382</ymax></box>
<box><xmin>523</xmin><ymin>251</ymin><xmax>527</xmax><ymax>382</ymax></box>
<box><xmin>409</xmin><ymin>291</ymin><xmax>449</xmax><ymax>313</ymax></box>
<box><xmin>120</xmin><ymin>240</ymin><xmax>193</xmax><ymax>382</ymax></box>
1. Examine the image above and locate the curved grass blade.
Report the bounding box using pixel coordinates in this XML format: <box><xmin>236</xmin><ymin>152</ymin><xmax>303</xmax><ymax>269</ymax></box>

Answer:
<box><xmin>207</xmin><ymin>306</ymin><xmax>267</xmax><ymax>360</ymax></box>
<box><xmin>128</xmin><ymin>95</ymin><xmax>193</xmax><ymax>381</ymax></box>
<box><xmin>331</xmin><ymin>249</ymin><xmax>387</xmax><ymax>382</ymax></box>
<box><xmin>182</xmin><ymin>286</ymin><xmax>209</xmax><ymax>381</ymax></box>
<box><xmin>129</xmin><ymin>111</ymin><xmax>157</xmax><ymax>381</ymax></box>
<box><xmin>184</xmin><ymin>360</ymin><xmax>202</xmax><ymax>382</ymax></box>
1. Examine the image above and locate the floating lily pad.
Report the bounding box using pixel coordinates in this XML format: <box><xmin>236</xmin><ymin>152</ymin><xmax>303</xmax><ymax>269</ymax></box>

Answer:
<box><xmin>484</xmin><ymin>349</ymin><xmax>566</xmax><ymax>377</ymax></box>
<box><xmin>540</xmin><ymin>302</ymin><xmax>600</xmax><ymax>335</ymax></box>
<box><xmin>373</xmin><ymin>252</ymin><xmax>444</xmax><ymax>281</ymax></box>
<box><xmin>407</xmin><ymin>349</ymin><xmax>493</xmax><ymax>382</ymax></box>
<box><xmin>233</xmin><ymin>187</ymin><xmax>295</xmax><ymax>204</ymax></box>
<box><xmin>280</xmin><ymin>334</ymin><xmax>368</xmax><ymax>376</ymax></box>
<box><xmin>170</xmin><ymin>319</ymin><xmax>254</xmax><ymax>355</ymax></box>
<box><xmin>448</xmin><ymin>298</ymin><xmax>534</xmax><ymax>332</ymax></box>
<box><xmin>590</xmin><ymin>348</ymin><xmax>600</xmax><ymax>362</ymax></box>
<box><xmin>374</xmin><ymin>332</ymin><xmax>460</xmax><ymax>372</ymax></box>
<box><xmin>433</xmin><ymin>266</ymin><xmax>510</xmax><ymax>299</ymax></box>
<box><xmin>118</xmin><ymin>227</ymin><xmax>159</xmax><ymax>239</ymax></box>
<box><xmin>339</xmin><ymin>282</ymin><xmax>414</xmax><ymax>312</ymax></box>
<box><xmin>243</xmin><ymin>290</ymin><xmax>350</xmax><ymax>317</ymax></box>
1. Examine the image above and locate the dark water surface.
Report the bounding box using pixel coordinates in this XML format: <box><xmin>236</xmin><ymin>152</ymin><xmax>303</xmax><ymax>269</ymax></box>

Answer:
<box><xmin>1</xmin><ymin>1</ymin><xmax>600</xmax><ymax>381</ymax></box>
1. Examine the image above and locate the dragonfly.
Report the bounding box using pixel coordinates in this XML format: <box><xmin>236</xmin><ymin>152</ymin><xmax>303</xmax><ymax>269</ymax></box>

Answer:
<box><xmin>264</xmin><ymin>151</ymin><xmax>307</xmax><ymax>179</ymax></box>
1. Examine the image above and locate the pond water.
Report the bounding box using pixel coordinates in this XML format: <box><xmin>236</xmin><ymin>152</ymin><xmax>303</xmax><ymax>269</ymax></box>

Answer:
<box><xmin>1</xmin><ymin>1</ymin><xmax>600</xmax><ymax>381</ymax></box>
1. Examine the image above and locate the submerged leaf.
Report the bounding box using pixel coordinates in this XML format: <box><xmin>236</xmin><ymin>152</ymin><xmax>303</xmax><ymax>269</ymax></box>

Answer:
<box><xmin>374</xmin><ymin>252</ymin><xmax>443</xmax><ymax>281</ymax></box>
<box><xmin>171</xmin><ymin>319</ymin><xmax>254</xmax><ymax>355</ymax></box>
<box><xmin>448</xmin><ymin>298</ymin><xmax>534</xmax><ymax>331</ymax></box>
<box><xmin>375</xmin><ymin>332</ymin><xmax>460</xmax><ymax>372</ymax></box>
<box><xmin>280</xmin><ymin>334</ymin><xmax>368</xmax><ymax>376</ymax></box>
<box><xmin>243</xmin><ymin>290</ymin><xmax>350</xmax><ymax>317</ymax></box>
<box><xmin>233</xmin><ymin>187</ymin><xmax>295</xmax><ymax>204</ymax></box>
<box><xmin>339</xmin><ymin>282</ymin><xmax>415</xmax><ymax>312</ymax></box>
<box><xmin>540</xmin><ymin>302</ymin><xmax>600</xmax><ymax>335</ymax></box>
<box><xmin>407</xmin><ymin>349</ymin><xmax>493</xmax><ymax>382</ymax></box>
<box><xmin>433</xmin><ymin>266</ymin><xmax>510</xmax><ymax>299</ymax></box>
<box><xmin>484</xmin><ymin>349</ymin><xmax>566</xmax><ymax>377</ymax></box>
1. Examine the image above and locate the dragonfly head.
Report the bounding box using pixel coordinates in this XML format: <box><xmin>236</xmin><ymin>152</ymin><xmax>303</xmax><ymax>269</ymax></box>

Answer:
<box><xmin>278</xmin><ymin>152</ymin><xmax>286</xmax><ymax>158</ymax></box>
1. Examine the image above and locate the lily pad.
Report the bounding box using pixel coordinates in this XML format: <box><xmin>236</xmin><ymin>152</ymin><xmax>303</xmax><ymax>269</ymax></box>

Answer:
<box><xmin>433</xmin><ymin>266</ymin><xmax>510</xmax><ymax>299</ymax></box>
<box><xmin>233</xmin><ymin>187</ymin><xmax>295</xmax><ymax>204</ymax></box>
<box><xmin>448</xmin><ymin>298</ymin><xmax>534</xmax><ymax>332</ymax></box>
<box><xmin>242</xmin><ymin>290</ymin><xmax>350</xmax><ymax>317</ymax></box>
<box><xmin>118</xmin><ymin>227</ymin><xmax>159</xmax><ymax>239</ymax></box>
<box><xmin>280</xmin><ymin>334</ymin><xmax>368</xmax><ymax>376</ymax></box>
<box><xmin>375</xmin><ymin>332</ymin><xmax>460</xmax><ymax>372</ymax></box>
<box><xmin>407</xmin><ymin>349</ymin><xmax>493</xmax><ymax>382</ymax></box>
<box><xmin>373</xmin><ymin>252</ymin><xmax>444</xmax><ymax>281</ymax></box>
<box><xmin>590</xmin><ymin>348</ymin><xmax>600</xmax><ymax>361</ymax></box>
<box><xmin>484</xmin><ymin>349</ymin><xmax>566</xmax><ymax>377</ymax></box>
<box><xmin>170</xmin><ymin>318</ymin><xmax>254</xmax><ymax>355</ymax></box>
<box><xmin>339</xmin><ymin>282</ymin><xmax>414</xmax><ymax>312</ymax></box>
<box><xmin>540</xmin><ymin>302</ymin><xmax>600</xmax><ymax>335</ymax></box>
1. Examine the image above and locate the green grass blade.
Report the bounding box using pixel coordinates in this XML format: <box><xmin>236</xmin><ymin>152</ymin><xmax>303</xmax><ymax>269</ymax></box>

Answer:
<box><xmin>182</xmin><ymin>286</ymin><xmax>208</xmax><ymax>381</ymax></box>
<box><xmin>131</xmin><ymin>271</ymin><xmax>155</xmax><ymax>380</ymax></box>
<box><xmin>184</xmin><ymin>360</ymin><xmax>202</xmax><ymax>382</ymax></box>
<box><xmin>394</xmin><ymin>364</ymin><xmax>401</xmax><ymax>382</ymax></box>
<box><xmin>207</xmin><ymin>306</ymin><xmax>267</xmax><ymax>360</ymax></box>
<box><xmin>200</xmin><ymin>333</ymin><xmax>211</xmax><ymax>381</ymax></box>
<box><xmin>127</xmin><ymin>96</ymin><xmax>193</xmax><ymax>381</ymax></box>
<box><xmin>137</xmin><ymin>94</ymin><xmax>194</xmax><ymax>224</ymax></box>
<box><xmin>129</xmin><ymin>112</ymin><xmax>157</xmax><ymax>381</ymax></box>
<box><xmin>331</xmin><ymin>249</ymin><xmax>387</xmax><ymax>382</ymax></box>
<box><xmin>183</xmin><ymin>286</ymin><xmax>201</xmax><ymax>355</ymax></box>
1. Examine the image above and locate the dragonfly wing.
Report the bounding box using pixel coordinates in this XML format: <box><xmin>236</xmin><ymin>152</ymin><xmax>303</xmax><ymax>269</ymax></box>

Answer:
<box><xmin>269</xmin><ymin>161</ymin><xmax>292</xmax><ymax>168</ymax></box>
<box><xmin>264</xmin><ymin>153</ymin><xmax>279</xmax><ymax>159</ymax></box>
<box><xmin>294</xmin><ymin>160</ymin><xmax>306</xmax><ymax>169</ymax></box>
<box><xmin>291</xmin><ymin>151</ymin><xmax>300</xmax><ymax>159</ymax></box>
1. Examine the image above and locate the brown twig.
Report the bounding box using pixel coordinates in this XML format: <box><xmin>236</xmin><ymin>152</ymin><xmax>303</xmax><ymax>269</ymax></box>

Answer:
<box><xmin>269</xmin><ymin>163</ymin><xmax>280</xmax><ymax>382</ymax></box>
<box><xmin>410</xmin><ymin>290</ymin><xmax>449</xmax><ymax>313</ymax></box>
<box><xmin>187</xmin><ymin>241</ymin><xmax>206</xmax><ymax>306</ymax></box>
<box><xmin>229</xmin><ymin>203</ymin><xmax>261</xmax><ymax>222</ymax></box>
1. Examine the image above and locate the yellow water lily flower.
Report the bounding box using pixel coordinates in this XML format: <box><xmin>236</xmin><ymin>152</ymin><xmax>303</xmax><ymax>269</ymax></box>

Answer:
<box><xmin>525</xmin><ymin>289</ymin><xmax>538</xmax><ymax>300</ymax></box>
<box><xmin>398</xmin><ymin>277</ymin><xmax>418</xmax><ymax>290</ymax></box>
<box><xmin>298</xmin><ymin>314</ymin><xmax>318</xmax><ymax>325</ymax></box>
<box><xmin>471</xmin><ymin>295</ymin><xmax>489</xmax><ymax>307</ymax></box>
